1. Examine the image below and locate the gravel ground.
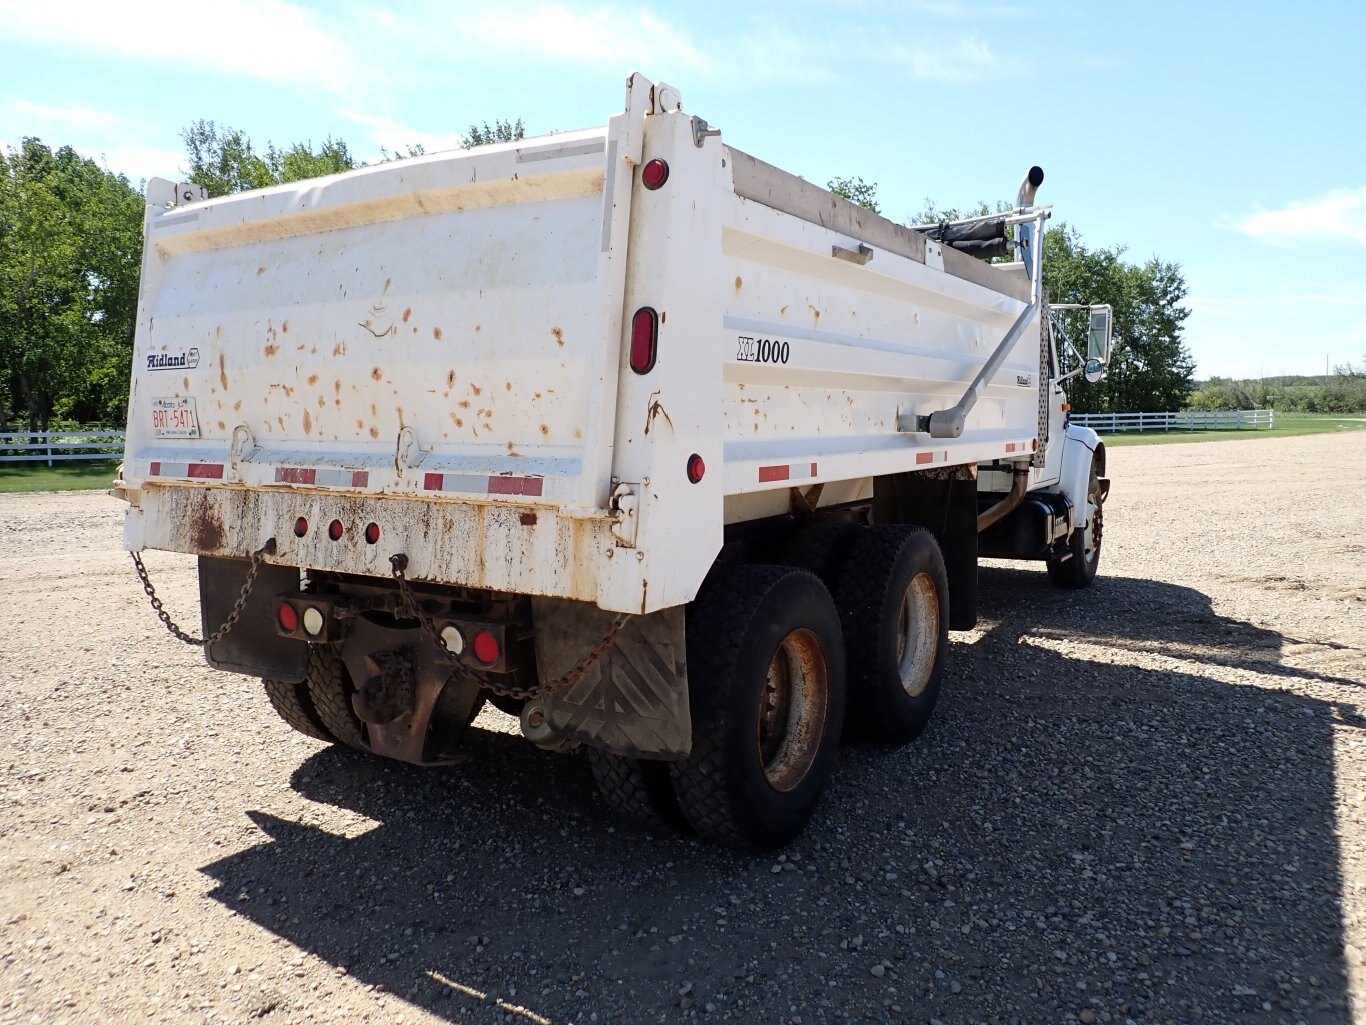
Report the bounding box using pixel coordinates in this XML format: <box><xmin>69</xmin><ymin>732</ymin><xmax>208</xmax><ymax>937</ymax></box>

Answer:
<box><xmin>2</xmin><ymin>432</ymin><xmax>1364</xmax><ymax>1025</ymax></box>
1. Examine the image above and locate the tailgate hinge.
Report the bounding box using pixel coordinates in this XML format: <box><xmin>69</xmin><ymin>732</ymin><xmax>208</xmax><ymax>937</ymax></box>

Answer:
<box><xmin>609</xmin><ymin>483</ymin><xmax>639</xmax><ymax>548</ymax></box>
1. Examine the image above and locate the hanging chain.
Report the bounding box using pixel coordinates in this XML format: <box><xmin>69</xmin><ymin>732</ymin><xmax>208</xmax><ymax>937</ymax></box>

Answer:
<box><xmin>131</xmin><ymin>539</ymin><xmax>277</xmax><ymax>648</ymax></box>
<box><xmin>389</xmin><ymin>553</ymin><xmax>628</xmax><ymax>701</ymax></box>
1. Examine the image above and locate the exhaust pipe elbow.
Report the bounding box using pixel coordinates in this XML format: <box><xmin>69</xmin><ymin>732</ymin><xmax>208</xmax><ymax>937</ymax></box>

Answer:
<box><xmin>1016</xmin><ymin>165</ymin><xmax>1044</xmax><ymax>209</ymax></box>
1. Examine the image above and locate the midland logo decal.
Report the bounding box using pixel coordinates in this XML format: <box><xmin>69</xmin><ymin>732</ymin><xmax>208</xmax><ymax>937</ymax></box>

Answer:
<box><xmin>146</xmin><ymin>348</ymin><xmax>200</xmax><ymax>371</ymax></box>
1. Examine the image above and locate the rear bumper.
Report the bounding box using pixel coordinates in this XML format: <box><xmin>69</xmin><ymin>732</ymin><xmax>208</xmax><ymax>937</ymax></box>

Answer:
<box><xmin>123</xmin><ymin>483</ymin><xmax>620</xmax><ymax>607</ymax></box>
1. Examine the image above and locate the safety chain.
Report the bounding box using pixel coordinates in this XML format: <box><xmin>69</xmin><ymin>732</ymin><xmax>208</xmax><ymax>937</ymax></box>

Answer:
<box><xmin>389</xmin><ymin>553</ymin><xmax>628</xmax><ymax>701</ymax></box>
<box><xmin>131</xmin><ymin>538</ymin><xmax>278</xmax><ymax>648</ymax></box>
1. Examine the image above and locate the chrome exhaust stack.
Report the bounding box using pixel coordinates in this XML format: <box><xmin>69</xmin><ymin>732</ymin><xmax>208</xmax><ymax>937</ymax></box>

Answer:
<box><xmin>1016</xmin><ymin>165</ymin><xmax>1045</xmax><ymax>209</ymax></box>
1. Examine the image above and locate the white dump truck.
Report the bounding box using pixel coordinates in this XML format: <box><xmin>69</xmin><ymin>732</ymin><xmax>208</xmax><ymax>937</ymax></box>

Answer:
<box><xmin>117</xmin><ymin>73</ymin><xmax>1113</xmax><ymax>850</ymax></box>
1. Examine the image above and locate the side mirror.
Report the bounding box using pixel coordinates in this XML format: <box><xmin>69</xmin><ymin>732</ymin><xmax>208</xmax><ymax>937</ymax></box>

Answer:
<box><xmin>1083</xmin><ymin>357</ymin><xmax>1105</xmax><ymax>384</ymax></box>
<box><xmin>1088</xmin><ymin>307</ymin><xmax>1112</xmax><ymax>363</ymax></box>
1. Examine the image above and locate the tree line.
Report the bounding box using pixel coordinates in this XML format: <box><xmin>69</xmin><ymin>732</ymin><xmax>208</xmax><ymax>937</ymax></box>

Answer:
<box><xmin>3</xmin><ymin>123</ymin><xmax>1248</xmax><ymax>432</ymax></box>
<box><xmin>1188</xmin><ymin>367</ymin><xmax>1366</xmax><ymax>414</ymax></box>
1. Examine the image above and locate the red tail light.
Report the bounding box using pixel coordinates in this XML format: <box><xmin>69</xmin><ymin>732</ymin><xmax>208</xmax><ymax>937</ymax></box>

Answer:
<box><xmin>630</xmin><ymin>307</ymin><xmax>658</xmax><ymax>374</ymax></box>
<box><xmin>641</xmin><ymin>158</ymin><xmax>669</xmax><ymax>190</ymax></box>
<box><xmin>293</xmin><ymin>517</ymin><xmax>309</xmax><ymax>538</ymax></box>
<box><xmin>687</xmin><ymin>453</ymin><xmax>706</xmax><ymax>483</ymax></box>
<box><xmin>328</xmin><ymin>519</ymin><xmax>344</xmax><ymax>541</ymax></box>
<box><xmin>472</xmin><ymin>630</ymin><xmax>500</xmax><ymax>665</ymax></box>
<box><xmin>364</xmin><ymin>522</ymin><xmax>381</xmax><ymax>545</ymax></box>
<box><xmin>277</xmin><ymin>602</ymin><xmax>299</xmax><ymax>633</ymax></box>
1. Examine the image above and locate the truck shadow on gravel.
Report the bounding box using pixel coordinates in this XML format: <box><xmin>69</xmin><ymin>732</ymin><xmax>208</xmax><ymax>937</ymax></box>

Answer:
<box><xmin>202</xmin><ymin>568</ymin><xmax>1357</xmax><ymax>1025</ymax></box>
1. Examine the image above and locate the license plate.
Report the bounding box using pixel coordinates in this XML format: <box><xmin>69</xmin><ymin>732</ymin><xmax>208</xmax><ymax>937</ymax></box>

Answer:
<box><xmin>151</xmin><ymin>396</ymin><xmax>201</xmax><ymax>438</ymax></box>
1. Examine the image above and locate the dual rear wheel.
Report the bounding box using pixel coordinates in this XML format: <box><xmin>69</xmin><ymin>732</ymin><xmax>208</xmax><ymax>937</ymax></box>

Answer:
<box><xmin>593</xmin><ymin>526</ymin><xmax>950</xmax><ymax>850</ymax></box>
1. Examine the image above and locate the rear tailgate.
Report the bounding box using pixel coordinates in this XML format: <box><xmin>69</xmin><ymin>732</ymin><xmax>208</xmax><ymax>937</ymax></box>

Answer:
<box><xmin>127</xmin><ymin>129</ymin><xmax>613</xmax><ymax>503</ymax></box>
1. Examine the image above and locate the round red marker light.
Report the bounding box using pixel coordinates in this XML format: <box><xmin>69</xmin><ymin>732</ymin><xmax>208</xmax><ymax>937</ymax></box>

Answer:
<box><xmin>364</xmin><ymin>522</ymin><xmax>381</xmax><ymax>545</ymax></box>
<box><xmin>687</xmin><ymin>453</ymin><xmax>706</xmax><ymax>483</ymax></box>
<box><xmin>472</xmin><ymin>630</ymin><xmax>500</xmax><ymax>665</ymax></box>
<box><xmin>328</xmin><ymin>519</ymin><xmax>344</xmax><ymax>541</ymax></box>
<box><xmin>294</xmin><ymin>516</ymin><xmax>309</xmax><ymax>538</ymax></box>
<box><xmin>277</xmin><ymin>602</ymin><xmax>299</xmax><ymax>633</ymax></box>
<box><xmin>641</xmin><ymin>158</ymin><xmax>669</xmax><ymax>190</ymax></box>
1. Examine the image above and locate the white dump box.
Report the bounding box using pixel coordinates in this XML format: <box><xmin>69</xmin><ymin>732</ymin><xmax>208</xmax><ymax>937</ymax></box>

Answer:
<box><xmin>118</xmin><ymin>74</ymin><xmax>1109</xmax><ymax>850</ymax></box>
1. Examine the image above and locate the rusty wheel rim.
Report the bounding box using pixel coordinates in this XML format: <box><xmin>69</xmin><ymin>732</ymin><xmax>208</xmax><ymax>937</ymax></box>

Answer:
<box><xmin>756</xmin><ymin>627</ymin><xmax>829</xmax><ymax>793</ymax></box>
<box><xmin>896</xmin><ymin>572</ymin><xmax>940</xmax><ymax>698</ymax></box>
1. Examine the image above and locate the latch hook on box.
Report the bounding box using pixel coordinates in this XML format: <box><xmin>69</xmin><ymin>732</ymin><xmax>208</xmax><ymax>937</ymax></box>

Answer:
<box><xmin>609</xmin><ymin>483</ymin><xmax>639</xmax><ymax>548</ymax></box>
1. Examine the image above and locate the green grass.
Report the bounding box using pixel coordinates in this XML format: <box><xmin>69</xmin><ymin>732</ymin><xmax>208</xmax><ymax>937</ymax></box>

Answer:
<box><xmin>0</xmin><ymin>460</ymin><xmax>120</xmax><ymax>493</ymax></box>
<box><xmin>1100</xmin><ymin>413</ymin><xmax>1366</xmax><ymax>446</ymax></box>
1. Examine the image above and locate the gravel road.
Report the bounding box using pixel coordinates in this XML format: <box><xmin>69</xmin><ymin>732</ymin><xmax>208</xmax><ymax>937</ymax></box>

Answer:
<box><xmin>3</xmin><ymin>432</ymin><xmax>1364</xmax><ymax>1025</ymax></box>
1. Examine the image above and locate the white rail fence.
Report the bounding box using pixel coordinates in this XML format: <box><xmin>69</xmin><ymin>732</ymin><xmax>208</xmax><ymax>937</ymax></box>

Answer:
<box><xmin>0</xmin><ymin>430</ymin><xmax>126</xmax><ymax>466</ymax></box>
<box><xmin>0</xmin><ymin>409</ymin><xmax>1277</xmax><ymax>466</ymax></box>
<box><xmin>1071</xmin><ymin>409</ymin><xmax>1275</xmax><ymax>433</ymax></box>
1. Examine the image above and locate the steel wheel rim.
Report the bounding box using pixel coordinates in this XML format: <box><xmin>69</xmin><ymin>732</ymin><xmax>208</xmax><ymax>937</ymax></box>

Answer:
<box><xmin>896</xmin><ymin>573</ymin><xmax>940</xmax><ymax>698</ymax></box>
<box><xmin>756</xmin><ymin>627</ymin><xmax>829</xmax><ymax>793</ymax></box>
<box><xmin>1083</xmin><ymin>477</ymin><xmax>1103</xmax><ymax>563</ymax></box>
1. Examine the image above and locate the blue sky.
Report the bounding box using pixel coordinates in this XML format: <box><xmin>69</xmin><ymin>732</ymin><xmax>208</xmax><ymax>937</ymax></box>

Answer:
<box><xmin>2</xmin><ymin>0</ymin><xmax>1362</xmax><ymax>379</ymax></box>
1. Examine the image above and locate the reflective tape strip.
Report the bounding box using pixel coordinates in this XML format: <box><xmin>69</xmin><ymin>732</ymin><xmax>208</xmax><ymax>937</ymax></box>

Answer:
<box><xmin>423</xmin><ymin>473</ymin><xmax>545</xmax><ymax>497</ymax></box>
<box><xmin>488</xmin><ymin>475</ymin><xmax>544</xmax><ymax>497</ymax></box>
<box><xmin>758</xmin><ymin>462</ymin><xmax>817</xmax><ymax>483</ymax></box>
<box><xmin>148</xmin><ymin>461</ymin><xmax>224</xmax><ymax>480</ymax></box>
<box><xmin>915</xmin><ymin>452</ymin><xmax>934</xmax><ymax>465</ymax></box>
<box><xmin>274</xmin><ymin>467</ymin><xmax>370</xmax><ymax>488</ymax></box>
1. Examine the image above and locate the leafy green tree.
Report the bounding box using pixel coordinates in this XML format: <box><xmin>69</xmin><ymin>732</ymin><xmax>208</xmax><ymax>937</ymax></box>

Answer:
<box><xmin>909</xmin><ymin>198</ymin><xmax>1001</xmax><ymax>225</ymax></box>
<box><xmin>182</xmin><ymin>121</ymin><xmax>361</xmax><ymax>197</ymax></box>
<box><xmin>897</xmin><ymin>189</ymin><xmax>1195</xmax><ymax>413</ymax></box>
<box><xmin>379</xmin><ymin>143</ymin><xmax>426</xmax><ymax>162</ymax></box>
<box><xmin>0</xmin><ymin>139</ymin><xmax>143</xmax><ymax>429</ymax></box>
<box><xmin>1044</xmin><ymin>224</ymin><xmax>1194</xmax><ymax>413</ymax></box>
<box><xmin>827</xmin><ymin>176</ymin><xmax>881</xmax><ymax>214</ymax></box>
<box><xmin>267</xmin><ymin>137</ymin><xmax>358</xmax><ymax>182</ymax></box>
<box><xmin>463</xmin><ymin>119</ymin><xmax>525</xmax><ymax>148</ymax></box>
<box><xmin>182</xmin><ymin>120</ymin><xmax>275</xmax><ymax>196</ymax></box>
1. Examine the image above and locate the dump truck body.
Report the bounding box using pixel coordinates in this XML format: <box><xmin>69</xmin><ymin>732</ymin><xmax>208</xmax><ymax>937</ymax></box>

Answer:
<box><xmin>118</xmin><ymin>74</ymin><xmax>1111</xmax><ymax>850</ymax></box>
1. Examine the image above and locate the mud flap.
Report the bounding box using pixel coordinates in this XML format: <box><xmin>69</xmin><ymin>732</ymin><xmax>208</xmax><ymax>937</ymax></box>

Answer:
<box><xmin>200</xmin><ymin>556</ymin><xmax>307</xmax><ymax>681</ymax></box>
<box><xmin>534</xmin><ymin>598</ymin><xmax>690</xmax><ymax>759</ymax></box>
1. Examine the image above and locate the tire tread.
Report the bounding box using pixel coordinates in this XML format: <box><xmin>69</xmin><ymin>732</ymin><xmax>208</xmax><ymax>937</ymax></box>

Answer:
<box><xmin>587</xmin><ymin>748</ymin><xmax>688</xmax><ymax>832</ymax></box>
<box><xmin>836</xmin><ymin>525</ymin><xmax>947</xmax><ymax>742</ymax></box>
<box><xmin>262</xmin><ymin>676</ymin><xmax>335</xmax><ymax>743</ymax></box>
<box><xmin>304</xmin><ymin>647</ymin><xmax>366</xmax><ymax>749</ymax></box>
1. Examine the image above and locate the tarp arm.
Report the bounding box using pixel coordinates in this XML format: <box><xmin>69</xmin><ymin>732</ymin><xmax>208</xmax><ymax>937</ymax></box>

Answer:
<box><xmin>906</xmin><ymin>196</ymin><xmax>1047</xmax><ymax>441</ymax></box>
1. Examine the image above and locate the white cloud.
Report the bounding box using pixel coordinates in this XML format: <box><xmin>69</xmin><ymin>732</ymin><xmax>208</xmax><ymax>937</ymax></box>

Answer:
<box><xmin>1236</xmin><ymin>187</ymin><xmax>1366</xmax><ymax>246</ymax></box>
<box><xmin>448</xmin><ymin>4</ymin><xmax>716</xmax><ymax>78</ymax></box>
<box><xmin>0</xmin><ymin>0</ymin><xmax>358</xmax><ymax>91</ymax></box>
<box><xmin>736</xmin><ymin>23</ymin><xmax>1005</xmax><ymax>84</ymax></box>
<box><xmin>89</xmin><ymin>143</ymin><xmax>190</xmax><ymax>184</ymax></box>
<box><xmin>890</xmin><ymin>33</ymin><xmax>999</xmax><ymax>82</ymax></box>
<box><xmin>337</xmin><ymin>109</ymin><xmax>465</xmax><ymax>157</ymax></box>
<box><xmin>901</xmin><ymin>1</ymin><xmax>1029</xmax><ymax>19</ymax></box>
<box><xmin>1186</xmin><ymin>291</ymin><xmax>1366</xmax><ymax>318</ymax></box>
<box><xmin>0</xmin><ymin>100</ymin><xmax>113</xmax><ymax>135</ymax></box>
<box><xmin>0</xmin><ymin>101</ymin><xmax>185</xmax><ymax>181</ymax></box>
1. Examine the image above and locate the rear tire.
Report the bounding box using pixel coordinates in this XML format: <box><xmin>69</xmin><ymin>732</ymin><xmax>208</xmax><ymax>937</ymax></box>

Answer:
<box><xmin>262</xmin><ymin>677</ymin><xmax>335</xmax><ymax>743</ymax></box>
<box><xmin>777</xmin><ymin>521</ymin><xmax>860</xmax><ymax>590</ymax></box>
<box><xmin>836</xmin><ymin>526</ymin><xmax>949</xmax><ymax>744</ymax></box>
<box><xmin>670</xmin><ymin>565</ymin><xmax>846</xmax><ymax>852</ymax></box>
<box><xmin>304</xmin><ymin>646</ymin><xmax>367</xmax><ymax>749</ymax></box>
<box><xmin>587</xmin><ymin>748</ymin><xmax>689</xmax><ymax>832</ymax></box>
